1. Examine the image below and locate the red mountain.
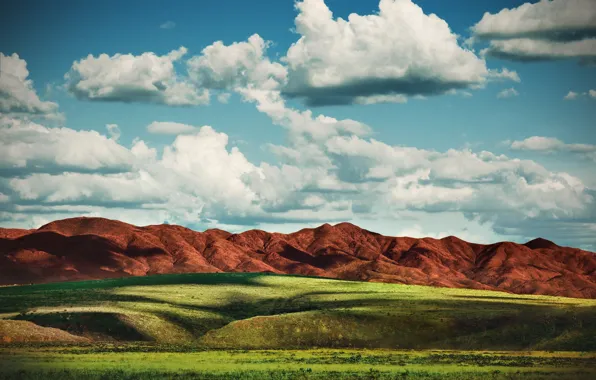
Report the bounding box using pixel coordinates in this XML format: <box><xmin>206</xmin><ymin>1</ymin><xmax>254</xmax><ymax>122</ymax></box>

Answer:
<box><xmin>1</xmin><ymin>217</ymin><xmax>595</xmax><ymax>298</ymax></box>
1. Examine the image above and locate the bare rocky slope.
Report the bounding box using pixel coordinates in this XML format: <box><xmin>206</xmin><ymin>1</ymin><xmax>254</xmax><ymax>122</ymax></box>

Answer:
<box><xmin>1</xmin><ymin>217</ymin><xmax>594</xmax><ymax>298</ymax></box>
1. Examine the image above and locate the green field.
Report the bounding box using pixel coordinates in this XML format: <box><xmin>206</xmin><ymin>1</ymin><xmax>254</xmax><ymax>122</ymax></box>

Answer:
<box><xmin>1</xmin><ymin>273</ymin><xmax>595</xmax><ymax>379</ymax></box>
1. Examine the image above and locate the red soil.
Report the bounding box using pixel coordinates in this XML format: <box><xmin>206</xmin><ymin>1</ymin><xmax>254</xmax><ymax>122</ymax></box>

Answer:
<box><xmin>1</xmin><ymin>217</ymin><xmax>594</xmax><ymax>298</ymax></box>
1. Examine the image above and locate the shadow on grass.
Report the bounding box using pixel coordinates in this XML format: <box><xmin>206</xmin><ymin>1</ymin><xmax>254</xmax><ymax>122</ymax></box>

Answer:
<box><xmin>14</xmin><ymin>312</ymin><xmax>151</xmax><ymax>341</ymax></box>
<box><xmin>1</xmin><ymin>273</ymin><xmax>595</xmax><ymax>350</ymax></box>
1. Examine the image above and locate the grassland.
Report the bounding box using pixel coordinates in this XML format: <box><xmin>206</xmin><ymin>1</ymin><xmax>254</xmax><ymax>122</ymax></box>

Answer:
<box><xmin>0</xmin><ymin>273</ymin><xmax>595</xmax><ymax>378</ymax></box>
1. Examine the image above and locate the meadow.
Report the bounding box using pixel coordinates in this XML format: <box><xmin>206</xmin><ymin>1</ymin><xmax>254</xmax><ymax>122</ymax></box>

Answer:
<box><xmin>0</xmin><ymin>273</ymin><xmax>595</xmax><ymax>378</ymax></box>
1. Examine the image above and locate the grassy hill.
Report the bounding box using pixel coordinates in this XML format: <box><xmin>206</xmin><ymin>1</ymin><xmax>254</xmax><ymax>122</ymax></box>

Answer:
<box><xmin>0</xmin><ymin>273</ymin><xmax>595</xmax><ymax>351</ymax></box>
<box><xmin>1</xmin><ymin>273</ymin><xmax>596</xmax><ymax>378</ymax></box>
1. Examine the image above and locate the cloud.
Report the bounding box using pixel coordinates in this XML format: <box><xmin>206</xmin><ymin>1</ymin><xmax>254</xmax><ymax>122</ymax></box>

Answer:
<box><xmin>564</xmin><ymin>89</ymin><xmax>596</xmax><ymax>99</ymax></box>
<box><xmin>217</xmin><ymin>92</ymin><xmax>231</xmax><ymax>104</ymax></box>
<box><xmin>509</xmin><ymin>136</ymin><xmax>596</xmax><ymax>160</ymax></box>
<box><xmin>472</xmin><ymin>0</ymin><xmax>596</xmax><ymax>41</ymax></box>
<box><xmin>0</xmin><ymin>53</ymin><xmax>59</xmax><ymax>118</ymax></box>
<box><xmin>281</xmin><ymin>0</ymin><xmax>490</xmax><ymax>106</ymax></box>
<box><xmin>497</xmin><ymin>88</ymin><xmax>519</xmax><ymax>98</ymax></box>
<box><xmin>0</xmin><ymin>117</ymin><xmax>134</xmax><ymax>177</ymax></box>
<box><xmin>564</xmin><ymin>91</ymin><xmax>579</xmax><ymax>100</ymax></box>
<box><xmin>487</xmin><ymin>67</ymin><xmax>521</xmax><ymax>82</ymax></box>
<box><xmin>3</xmin><ymin>36</ymin><xmax>596</xmax><ymax>248</ymax></box>
<box><xmin>65</xmin><ymin>47</ymin><xmax>210</xmax><ymax>106</ymax></box>
<box><xmin>481</xmin><ymin>38</ymin><xmax>596</xmax><ymax>62</ymax></box>
<box><xmin>9</xmin><ymin>171</ymin><xmax>166</xmax><ymax>206</ymax></box>
<box><xmin>3</xmin><ymin>121</ymin><xmax>263</xmax><ymax>225</ymax></box>
<box><xmin>147</xmin><ymin>121</ymin><xmax>199</xmax><ymax>135</ymax></box>
<box><xmin>160</xmin><ymin>21</ymin><xmax>176</xmax><ymax>30</ymax></box>
<box><xmin>3</xmin><ymin>109</ymin><xmax>595</xmax><ymax>247</ymax></box>
<box><xmin>238</xmin><ymin>86</ymin><xmax>371</xmax><ymax>142</ymax></box>
<box><xmin>106</xmin><ymin>124</ymin><xmax>120</xmax><ymax>141</ymax></box>
<box><xmin>238</xmin><ymin>80</ymin><xmax>594</xmax><ymax>242</ymax></box>
<box><xmin>472</xmin><ymin>0</ymin><xmax>596</xmax><ymax>63</ymax></box>
<box><xmin>187</xmin><ymin>34</ymin><xmax>287</xmax><ymax>92</ymax></box>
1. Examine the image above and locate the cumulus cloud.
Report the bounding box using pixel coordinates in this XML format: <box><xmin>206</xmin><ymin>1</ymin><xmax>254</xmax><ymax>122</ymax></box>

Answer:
<box><xmin>9</xmin><ymin>171</ymin><xmax>166</xmax><ymax>206</ymax></box>
<box><xmin>147</xmin><ymin>121</ymin><xmax>199</xmax><ymax>135</ymax></box>
<box><xmin>3</xmin><ymin>33</ymin><xmax>596</xmax><ymax>248</ymax></box>
<box><xmin>238</xmin><ymin>86</ymin><xmax>371</xmax><ymax>142</ymax></box>
<box><xmin>509</xmin><ymin>136</ymin><xmax>596</xmax><ymax>160</ymax></box>
<box><xmin>2</xmin><ymin>120</ymin><xmax>263</xmax><ymax>225</ymax></box>
<box><xmin>0</xmin><ymin>53</ymin><xmax>59</xmax><ymax>118</ymax></box>
<box><xmin>282</xmin><ymin>0</ymin><xmax>490</xmax><ymax>106</ymax></box>
<box><xmin>472</xmin><ymin>0</ymin><xmax>596</xmax><ymax>63</ymax></box>
<box><xmin>497</xmin><ymin>88</ymin><xmax>519</xmax><ymax>98</ymax></box>
<box><xmin>65</xmin><ymin>47</ymin><xmax>209</xmax><ymax>106</ymax></box>
<box><xmin>3</xmin><ymin>107</ymin><xmax>596</xmax><ymax>247</ymax></box>
<box><xmin>472</xmin><ymin>0</ymin><xmax>596</xmax><ymax>41</ymax></box>
<box><xmin>0</xmin><ymin>117</ymin><xmax>134</xmax><ymax>177</ymax></box>
<box><xmin>187</xmin><ymin>34</ymin><xmax>287</xmax><ymax>92</ymax></box>
<box><xmin>564</xmin><ymin>91</ymin><xmax>580</xmax><ymax>100</ymax></box>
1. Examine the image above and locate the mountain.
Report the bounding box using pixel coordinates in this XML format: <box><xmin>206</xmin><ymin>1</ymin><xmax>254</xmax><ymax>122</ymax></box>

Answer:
<box><xmin>1</xmin><ymin>217</ymin><xmax>595</xmax><ymax>298</ymax></box>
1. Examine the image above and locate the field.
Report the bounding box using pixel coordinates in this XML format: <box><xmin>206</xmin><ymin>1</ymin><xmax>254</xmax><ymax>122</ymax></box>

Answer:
<box><xmin>1</xmin><ymin>273</ymin><xmax>595</xmax><ymax>378</ymax></box>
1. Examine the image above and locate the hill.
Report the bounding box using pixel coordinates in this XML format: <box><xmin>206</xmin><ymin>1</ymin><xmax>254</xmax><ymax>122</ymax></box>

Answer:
<box><xmin>1</xmin><ymin>217</ymin><xmax>595</xmax><ymax>298</ymax></box>
<box><xmin>0</xmin><ymin>273</ymin><xmax>595</xmax><ymax>351</ymax></box>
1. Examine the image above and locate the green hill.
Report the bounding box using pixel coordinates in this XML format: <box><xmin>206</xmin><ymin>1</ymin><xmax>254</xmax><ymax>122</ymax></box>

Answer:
<box><xmin>1</xmin><ymin>273</ymin><xmax>594</xmax><ymax>351</ymax></box>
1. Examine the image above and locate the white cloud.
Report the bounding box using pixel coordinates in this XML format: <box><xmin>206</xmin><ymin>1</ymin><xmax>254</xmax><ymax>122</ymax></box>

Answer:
<box><xmin>9</xmin><ymin>171</ymin><xmax>166</xmax><ymax>205</ymax></box>
<box><xmin>564</xmin><ymin>91</ymin><xmax>579</xmax><ymax>100</ymax></box>
<box><xmin>147</xmin><ymin>121</ymin><xmax>199</xmax><ymax>135</ymax></box>
<box><xmin>0</xmin><ymin>117</ymin><xmax>134</xmax><ymax>176</ymax></box>
<box><xmin>187</xmin><ymin>34</ymin><xmax>287</xmax><ymax>92</ymax></box>
<box><xmin>564</xmin><ymin>89</ymin><xmax>596</xmax><ymax>100</ymax></box>
<box><xmin>3</xmin><ymin>33</ymin><xmax>596</xmax><ymax>249</ymax></box>
<box><xmin>160</xmin><ymin>21</ymin><xmax>176</xmax><ymax>30</ymax></box>
<box><xmin>497</xmin><ymin>87</ymin><xmax>519</xmax><ymax>98</ymax></box>
<box><xmin>472</xmin><ymin>0</ymin><xmax>596</xmax><ymax>63</ymax></box>
<box><xmin>238</xmin><ymin>86</ymin><xmax>371</xmax><ymax>141</ymax></box>
<box><xmin>106</xmin><ymin>124</ymin><xmax>120</xmax><ymax>141</ymax></box>
<box><xmin>509</xmin><ymin>136</ymin><xmax>596</xmax><ymax>160</ymax></box>
<box><xmin>65</xmin><ymin>47</ymin><xmax>209</xmax><ymax>106</ymax></box>
<box><xmin>482</xmin><ymin>38</ymin><xmax>596</xmax><ymax>62</ymax></box>
<box><xmin>0</xmin><ymin>53</ymin><xmax>59</xmax><ymax>117</ymax></box>
<box><xmin>354</xmin><ymin>94</ymin><xmax>408</xmax><ymax>105</ymax></box>
<box><xmin>472</xmin><ymin>0</ymin><xmax>596</xmax><ymax>40</ymax></box>
<box><xmin>3</xmin><ymin>109</ymin><xmax>595</xmax><ymax>247</ymax></box>
<box><xmin>3</xmin><ymin>121</ymin><xmax>262</xmax><ymax>225</ymax></box>
<box><xmin>131</xmin><ymin>139</ymin><xmax>157</xmax><ymax>161</ymax></box>
<box><xmin>487</xmin><ymin>67</ymin><xmax>521</xmax><ymax>82</ymax></box>
<box><xmin>282</xmin><ymin>0</ymin><xmax>489</xmax><ymax>106</ymax></box>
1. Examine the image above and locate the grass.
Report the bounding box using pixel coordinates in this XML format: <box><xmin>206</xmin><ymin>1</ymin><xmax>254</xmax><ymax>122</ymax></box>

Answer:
<box><xmin>1</xmin><ymin>348</ymin><xmax>595</xmax><ymax>379</ymax></box>
<box><xmin>0</xmin><ymin>273</ymin><xmax>595</xmax><ymax>378</ymax></box>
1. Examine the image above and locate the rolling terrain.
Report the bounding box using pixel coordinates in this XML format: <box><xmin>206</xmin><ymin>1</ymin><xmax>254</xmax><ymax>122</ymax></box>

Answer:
<box><xmin>1</xmin><ymin>217</ymin><xmax>595</xmax><ymax>298</ymax></box>
<box><xmin>0</xmin><ymin>273</ymin><xmax>595</xmax><ymax>349</ymax></box>
<box><xmin>0</xmin><ymin>273</ymin><xmax>595</xmax><ymax>378</ymax></box>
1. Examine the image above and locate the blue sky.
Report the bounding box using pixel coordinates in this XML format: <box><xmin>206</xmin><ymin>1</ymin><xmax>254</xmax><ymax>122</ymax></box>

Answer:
<box><xmin>1</xmin><ymin>0</ymin><xmax>596</xmax><ymax>249</ymax></box>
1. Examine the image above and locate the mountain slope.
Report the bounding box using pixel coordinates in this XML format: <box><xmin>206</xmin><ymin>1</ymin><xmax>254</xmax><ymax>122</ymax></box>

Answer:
<box><xmin>1</xmin><ymin>217</ymin><xmax>595</xmax><ymax>298</ymax></box>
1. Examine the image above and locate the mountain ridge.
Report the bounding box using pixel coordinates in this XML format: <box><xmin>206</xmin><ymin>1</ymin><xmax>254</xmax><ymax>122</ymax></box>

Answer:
<box><xmin>1</xmin><ymin>217</ymin><xmax>595</xmax><ymax>298</ymax></box>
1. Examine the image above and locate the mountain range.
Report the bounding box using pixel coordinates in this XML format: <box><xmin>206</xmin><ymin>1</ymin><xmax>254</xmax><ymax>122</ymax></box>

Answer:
<box><xmin>1</xmin><ymin>217</ymin><xmax>594</xmax><ymax>298</ymax></box>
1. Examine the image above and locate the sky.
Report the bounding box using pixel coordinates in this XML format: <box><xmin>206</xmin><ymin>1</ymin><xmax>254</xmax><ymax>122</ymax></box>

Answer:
<box><xmin>1</xmin><ymin>0</ymin><xmax>596</xmax><ymax>250</ymax></box>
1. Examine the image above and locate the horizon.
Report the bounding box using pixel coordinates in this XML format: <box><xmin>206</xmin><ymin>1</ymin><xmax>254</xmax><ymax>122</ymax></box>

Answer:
<box><xmin>1</xmin><ymin>0</ymin><xmax>595</xmax><ymax>251</ymax></box>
